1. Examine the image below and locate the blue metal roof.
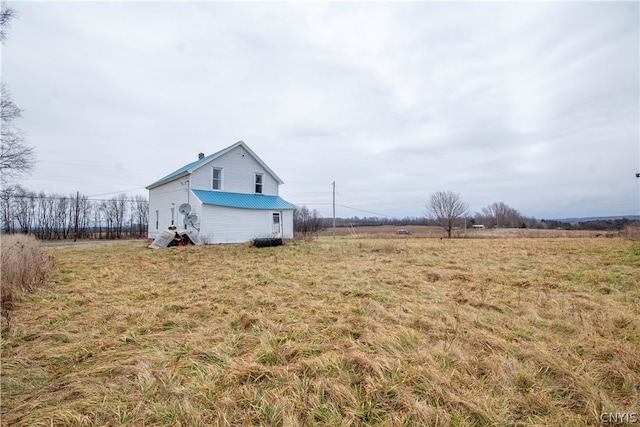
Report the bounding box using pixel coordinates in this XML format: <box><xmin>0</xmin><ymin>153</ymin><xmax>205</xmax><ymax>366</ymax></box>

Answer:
<box><xmin>192</xmin><ymin>190</ymin><xmax>295</xmax><ymax>210</ymax></box>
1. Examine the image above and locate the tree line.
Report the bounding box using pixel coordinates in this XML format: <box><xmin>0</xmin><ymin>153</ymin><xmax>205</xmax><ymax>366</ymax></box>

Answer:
<box><xmin>321</xmin><ymin>216</ymin><xmax>429</xmax><ymax>228</ymax></box>
<box><xmin>472</xmin><ymin>201</ymin><xmax>538</xmax><ymax>229</ymax></box>
<box><xmin>294</xmin><ymin>198</ymin><xmax>536</xmax><ymax>238</ymax></box>
<box><xmin>293</xmin><ymin>205</ymin><xmax>323</xmax><ymax>238</ymax></box>
<box><xmin>540</xmin><ymin>218</ymin><xmax>637</xmax><ymax>231</ymax></box>
<box><xmin>297</xmin><ymin>191</ymin><xmax>635</xmax><ymax>239</ymax></box>
<box><xmin>5</xmin><ymin>188</ymin><xmax>633</xmax><ymax>241</ymax></box>
<box><xmin>295</xmin><ymin>197</ymin><xmax>537</xmax><ymax>235</ymax></box>
<box><xmin>0</xmin><ymin>186</ymin><xmax>149</xmax><ymax>240</ymax></box>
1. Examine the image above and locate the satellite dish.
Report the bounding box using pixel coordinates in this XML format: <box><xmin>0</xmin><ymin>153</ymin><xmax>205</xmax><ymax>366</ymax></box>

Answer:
<box><xmin>178</xmin><ymin>203</ymin><xmax>198</xmax><ymax>230</ymax></box>
<box><xmin>183</xmin><ymin>213</ymin><xmax>198</xmax><ymax>226</ymax></box>
<box><xmin>178</xmin><ymin>203</ymin><xmax>191</xmax><ymax>215</ymax></box>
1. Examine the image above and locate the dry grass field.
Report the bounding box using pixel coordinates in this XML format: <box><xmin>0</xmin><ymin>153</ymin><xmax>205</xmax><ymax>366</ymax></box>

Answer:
<box><xmin>314</xmin><ymin>225</ymin><xmax>626</xmax><ymax>239</ymax></box>
<box><xmin>1</xmin><ymin>237</ymin><xmax>639</xmax><ymax>426</ymax></box>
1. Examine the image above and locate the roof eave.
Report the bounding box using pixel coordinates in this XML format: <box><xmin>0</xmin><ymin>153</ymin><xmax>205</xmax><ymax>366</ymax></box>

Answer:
<box><xmin>146</xmin><ymin>171</ymin><xmax>191</xmax><ymax>190</ymax></box>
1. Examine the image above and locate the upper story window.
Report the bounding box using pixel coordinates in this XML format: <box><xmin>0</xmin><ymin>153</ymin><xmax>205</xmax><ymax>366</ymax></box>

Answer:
<box><xmin>212</xmin><ymin>168</ymin><xmax>222</xmax><ymax>190</ymax></box>
<box><xmin>255</xmin><ymin>173</ymin><xmax>263</xmax><ymax>194</ymax></box>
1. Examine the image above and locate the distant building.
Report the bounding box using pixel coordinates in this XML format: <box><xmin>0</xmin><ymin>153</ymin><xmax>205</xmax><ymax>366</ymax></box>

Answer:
<box><xmin>146</xmin><ymin>141</ymin><xmax>294</xmax><ymax>244</ymax></box>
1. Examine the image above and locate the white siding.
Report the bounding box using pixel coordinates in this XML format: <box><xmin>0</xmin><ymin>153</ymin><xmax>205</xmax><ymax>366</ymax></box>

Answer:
<box><xmin>147</xmin><ymin>179</ymin><xmax>202</xmax><ymax>239</ymax></box>
<box><xmin>189</xmin><ymin>148</ymin><xmax>279</xmax><ymax>195</ymax></box>
<box><xmin>148</xmin><ymin>179</ymin><xmax>185</xmax><ymax>238</ymax></box>
<box><xmin>149</xmin><ymin>184</ymin><xmax>293</xmax><ymax>242</ymax></box>
<box><xmin>281</xmin><ymin>209</ymin><xmax>294</xmax><ymax>239</ymax></box>
<box><xmin>199</xmin><ymin>205</ymin><xmax>276</xmax><ymax>243</ymax></box>
<box><xmin>185</xmin><ymin>195</ymin><xmax>203</xmax><ymax>243</ymax></box>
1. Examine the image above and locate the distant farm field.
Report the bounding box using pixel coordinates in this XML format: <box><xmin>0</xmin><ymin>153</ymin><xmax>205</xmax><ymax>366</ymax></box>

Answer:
<box><xmin>2</xmin><ymin>238</ymin><xmax>639</xmax><ymax>426</ymax></box>
<box><xmin>314</xmin><ymin>225</ymin><xmax>623</xmax><ymax>239</ymax></box>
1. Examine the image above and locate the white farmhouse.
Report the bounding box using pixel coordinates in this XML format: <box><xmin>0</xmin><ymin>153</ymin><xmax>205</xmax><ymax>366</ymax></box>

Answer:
<box><xmin>146</xmin><ymin>141</ymin><xmax>295</xmax><ymax>244</ymax></box>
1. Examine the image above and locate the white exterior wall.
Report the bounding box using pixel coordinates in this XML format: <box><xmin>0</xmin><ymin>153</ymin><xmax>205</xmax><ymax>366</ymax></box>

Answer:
<box><xmin>281</xmin><ymin>209</ymin><xmax>294</xmax><ymax>239</ymax></box>
<box><xmin>199</xmin><ymin>205</ymin><xmax>294</xmax><ymax>244</ymax></box>
<box><xmin>148</xmin><ymin>178</ymin><xmax>192</xmax><ymax>238</ymax></box>
<box><xmin>189</xmin><ymin>147</ymin><xmax>279</xmax><ymax>195</ymax></box>
<box><xmin>184</xmin><ymin>195</ymin><xmax>203</xmax><ymax>243</ymax></box>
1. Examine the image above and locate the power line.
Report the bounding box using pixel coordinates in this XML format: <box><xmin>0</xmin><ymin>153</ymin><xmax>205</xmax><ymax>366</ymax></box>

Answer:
<box><xmin>87</xmin><ymin>187</ymin><xmax>147</xmax><ymax>198</ymax></box>
<box><xmin>3</xmin><ymin>193</ymin><xmax>147</xmax><ymax>203</ymax></box>
<box><xmin>38</xmin><ymin>160</ymin><xmax>162</xmax><ymax>174</ymax></box>
<box><xmin>20</xmin><ymin>177</ymin><xmax>150</xmax><ymax>187</ymax></box>
<box><xmin>335</xmin><ymin>203</ymin><xmax>395</xmax><ymax>218</ymax></box>
<box><xmin>290</xmin><ymin>201</ymin><xmax>396</xmax><ymax>218</ymax></box>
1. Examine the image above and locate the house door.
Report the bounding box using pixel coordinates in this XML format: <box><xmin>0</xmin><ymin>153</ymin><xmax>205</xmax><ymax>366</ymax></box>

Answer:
<box><xmin>272</xmin><ymin>212</ymin><xmax>281</xmax><ymax>236</ymax></box>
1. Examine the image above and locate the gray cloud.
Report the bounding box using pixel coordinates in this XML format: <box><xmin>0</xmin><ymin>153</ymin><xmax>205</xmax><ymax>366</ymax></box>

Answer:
<box><xmin>4</xmin><ymin>1</ymin><xmax>638</xmax><ymax>219</ymax></box>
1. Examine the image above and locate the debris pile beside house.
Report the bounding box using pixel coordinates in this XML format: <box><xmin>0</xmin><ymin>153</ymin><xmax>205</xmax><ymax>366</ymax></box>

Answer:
<box><xmin>252</xmin><ymin>238</ymin><xmax>283</xmax><ymax>248</ymax></box>
<box><xmin>149</xmin><ymin>227</ymin><xmax>199</xmax><ymax>249</ymax></box>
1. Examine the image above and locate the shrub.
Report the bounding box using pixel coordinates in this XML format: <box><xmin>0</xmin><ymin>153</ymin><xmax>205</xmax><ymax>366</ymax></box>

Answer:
<box><xmin>622</xmin><ymin>225</ymin><xmax>640</xmax><ymax>240</ymax></box>
<box><xmin>1</xmin><ymin>234</ymin><xmax>52</xmax><ymax>323</ymax></box>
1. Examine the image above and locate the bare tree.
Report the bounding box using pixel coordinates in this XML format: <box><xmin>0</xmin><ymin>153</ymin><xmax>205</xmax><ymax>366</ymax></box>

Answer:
<box><xmin>131</xmin><ymin>195</ymin><xmax>149</xmax><ymax>238</ymax></box>
<box><xmin>1</xmin><ymin>84</ymin><xmax>33</xmax><ymax>185</ymax></box>
<box><xmin>478</xmin><ymin>201</ymin><xmax>533</xmax><ymax>229</ymax></box>
<box><xmin>13</xmin><ymin>186</ymin><xmax>36</xmax><ymax>234</ymax></box>
<box><xmin>294</xmin><ymin>205</ymin><xmax>323</xmax><ymax>238</ymax></box>
<box><xmin>0</xmin><ymin>187</ymin><xmax>12</xmax><ymax>232</ymax></box>
<box><xmin>100</xmin><ymin>194</ymin><xmax>127</xmax><ymax>239</ymax></box>
<box><xmin>112</xmin><ymin>195</ymin><xmax>127</xmax><ymax>238</ymax></box>
<box><xmin>0</xmin><ymin>4</ymin><xmax>15</xmax><ymax>44</ymax></box>
<box><xmin>1</xmin><ymin>6</ymin><xmax>34</xmax><ymax>185</ymax></box>
<box><xmin>75</xmin><ymin>193</ymin><xmax>93</xmax><ymax>239</ymax></box>
<box><xmin>98</xmin><ymin>201</ymin><xmax>112</xmax><ymax>238</ymax></box>
<box><xmin>426</xmin><ymin>190</ymin><xmax>469</xmax><ymax>238</ymax></box>
<box><xmin>94</xmin><ymin>205</ymin><xmax>103</xmax><ymax>239</ymax></box>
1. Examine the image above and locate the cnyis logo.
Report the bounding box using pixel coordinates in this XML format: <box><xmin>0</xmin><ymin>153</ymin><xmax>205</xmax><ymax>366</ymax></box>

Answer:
<box><xmin>600</xmin><ymin>413</ymin><xmax>638</xmax><ymax>424</ymax></box>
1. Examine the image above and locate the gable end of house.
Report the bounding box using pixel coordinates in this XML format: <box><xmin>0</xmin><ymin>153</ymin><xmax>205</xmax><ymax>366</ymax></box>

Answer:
<box><xmin>146</xmin><ymin>141</ymin><xmax>284</xmax><ymax>190</ymax></box>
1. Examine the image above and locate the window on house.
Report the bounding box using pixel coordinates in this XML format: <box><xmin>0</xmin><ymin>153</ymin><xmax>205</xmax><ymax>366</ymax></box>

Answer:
<box><xmin>255</xmin><ymin>173</ymin><xmax>263</xmax><ymax>194</ymax></box>
<box><xmin>170</xmin><ymin>207</ymin><xmax>175</xmax><ymax>225</ymax></box>
<box><xmin>155</xmin><ymin>210</ymin><xmax>159</xmax><ymax>230</ymax></box>
<box><xmin>272</xmin><ymin>212</ymin><xmax>281</xmax><ymax>234</ymax></box>
<box><xmin>212</xmin><ymin>168</ymin><xmax>222</xmax><ymax>190</ymax></box>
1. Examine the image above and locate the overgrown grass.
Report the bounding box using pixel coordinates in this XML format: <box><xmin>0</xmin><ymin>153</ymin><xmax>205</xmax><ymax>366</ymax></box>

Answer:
<box><xmin>1</xmin><ymin>238</ymin><xmax>639</xmax><ymax>426</ymax></box>
<box><xmin>1</xmin><ymin>234</ymin><xmax>52</xmax><ymax>326</ymax></box>
<box><xmin>623</xmin><ymin>225</ymin><xmax>640</xmax><ymax>241</ymax></box>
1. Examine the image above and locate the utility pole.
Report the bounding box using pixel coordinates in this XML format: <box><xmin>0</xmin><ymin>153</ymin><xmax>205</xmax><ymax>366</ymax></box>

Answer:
<box><xmin>74</xmin><ymin>191</ymin><xmax>79</xmax><ymax>242</ymax></box>
<box><xmin>332</xmin><ymin>181</ymin><xmax>336</xmax><ymax>239</ymax></box>
<box><xmin>637</xmin><ymin>173</ymin><xmax>640</xmax><ymax>217</ymax></box>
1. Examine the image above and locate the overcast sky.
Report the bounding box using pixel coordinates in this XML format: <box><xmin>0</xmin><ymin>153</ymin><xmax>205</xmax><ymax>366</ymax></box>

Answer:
<box><xmin>3</xmin><ymin>1</ymin><xmax>639</xmax><ymax>220</ymax></box>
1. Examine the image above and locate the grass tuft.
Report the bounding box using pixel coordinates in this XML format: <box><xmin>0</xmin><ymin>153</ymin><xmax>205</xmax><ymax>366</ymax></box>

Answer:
<box><xmin>1</xmin><ymin>234</ymin><xmax>52</xmax><ymax>327</ymax></box>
